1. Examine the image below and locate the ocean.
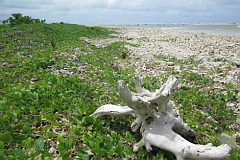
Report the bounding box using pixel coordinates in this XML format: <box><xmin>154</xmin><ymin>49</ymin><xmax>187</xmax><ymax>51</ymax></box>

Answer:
<box><xmin>100</xmin><ymin>23</ymin><xmax>240</xmax><ymax>36</ymax></box>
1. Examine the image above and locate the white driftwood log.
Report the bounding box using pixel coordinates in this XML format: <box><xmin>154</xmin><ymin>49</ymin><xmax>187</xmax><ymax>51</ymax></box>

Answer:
<box><xmin>91</xmin><ymin>75</ymin><xmax>231</xmax><ymax>160</ymax></box>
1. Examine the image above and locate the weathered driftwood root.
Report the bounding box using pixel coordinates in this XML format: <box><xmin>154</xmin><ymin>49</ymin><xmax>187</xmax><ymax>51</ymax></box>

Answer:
<box><xmin>90</xmin><ymin>104</ymin><xmax>134</xmax><ymax>117</ymax></box>
<box><xmin>91</xmin><ymin>75</ymin><xmax>231</xmax><ymax>160</ymax></box>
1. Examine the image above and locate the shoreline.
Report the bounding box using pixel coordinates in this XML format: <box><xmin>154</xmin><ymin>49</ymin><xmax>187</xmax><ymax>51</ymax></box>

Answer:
<box><xmin>98</xmin><ymin>23</ymin><xmax>240</xmax><ymax>36</ymax></box>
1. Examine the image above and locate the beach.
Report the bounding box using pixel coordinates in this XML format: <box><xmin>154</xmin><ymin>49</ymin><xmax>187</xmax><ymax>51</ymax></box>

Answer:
<box><xmin>105</xmin><ymin>27</ymin><xmax>240</xmax><ymax>131</ymax></box>
<box><xmin>103</xmin><ymin>23</ymin><xmax>240</xmax><ymax>36</ymax></box>
<box><xmin>111</xmin><ymin>27</ymin><xmax>240</xmax><ymax>86</ymax></box>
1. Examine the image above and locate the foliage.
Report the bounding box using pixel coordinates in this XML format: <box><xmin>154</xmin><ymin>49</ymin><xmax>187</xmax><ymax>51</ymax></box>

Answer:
<box><xmin>0</xmin><ymin>22</ymin><xmax>239</xmax><ymax>159</ymax></box>
<box><xmin>2</xmin><ymin>13</ymin><xmax>46</xmax><ymax>26</ymax></box>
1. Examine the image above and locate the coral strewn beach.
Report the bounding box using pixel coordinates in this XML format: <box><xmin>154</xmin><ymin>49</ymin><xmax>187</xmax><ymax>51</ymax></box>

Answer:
<box><xmin>116</xmin><ymin>27</ymin><xmax>239</xmax><ymax>83</ymax></box>
<box><xmin>110</xmin><ymin>27</ymin><xmax>240</xmax><ymax>136</ymax></box>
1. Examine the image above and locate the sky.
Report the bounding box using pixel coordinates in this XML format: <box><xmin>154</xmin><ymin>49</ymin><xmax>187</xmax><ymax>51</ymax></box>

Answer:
<box><xmin>1</xmin><ymin>0</ymin><xmax>240</xmax><ymax>24</ymax></box>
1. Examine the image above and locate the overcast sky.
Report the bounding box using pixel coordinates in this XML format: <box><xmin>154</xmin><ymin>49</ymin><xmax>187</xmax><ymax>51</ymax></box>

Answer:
<box><xmin>1</xmin><ymin>0</ymin><xmax>240</xmax><ymax>24</ymax></box>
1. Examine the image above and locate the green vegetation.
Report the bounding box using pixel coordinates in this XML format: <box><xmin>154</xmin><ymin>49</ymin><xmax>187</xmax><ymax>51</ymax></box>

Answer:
<box><xmin>0</xmin><ymin>18</ymin><xmax>239</xmax><ymax>159</ymax></box>
<box><xmin>2</xmin><ymin>13</ymin><xmax>46</xmax><ymax>26</ymax></box>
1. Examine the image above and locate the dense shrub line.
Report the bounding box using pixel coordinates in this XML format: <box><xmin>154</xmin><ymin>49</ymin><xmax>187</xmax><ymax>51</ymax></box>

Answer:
<box><xmin>2</xmin><ymin>13</ymin><xmax>46</xmax><ymax>26</ymax></box>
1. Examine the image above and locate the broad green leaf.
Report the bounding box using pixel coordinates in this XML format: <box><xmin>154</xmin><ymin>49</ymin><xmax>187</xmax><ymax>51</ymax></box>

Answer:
<box><xmin>34</xmin><ymin>139</ymin><xmax>44</xmax><ymax>151</ymax></box>
<box><xmin>125</xmin><ymin>131</ymin><xmax>131</xmax><ymax>142</ymax></box>
<box><xmin>0</xmin><ymin>100</ymin><xmax>8</xmax><ymax>112</ymax></box>
<box><xmin>88</xmin><ymin>141</ymin><xmax>99</xmax><ymax>153</ymax></box>
<box><xmin>0</xmin><ymin>141</ymin><xmax>3</xmax><ymax>149</ymax></box>
<box><xmin>77</xmin><ymin>154</ymin><xmax>89</xmax><ymax>160</ymax></box>
<box><xmin>52</xmin><ymin>123</ymin><xmax>60</xmax><ymax>127</ymax></box>
<box><xmin>14</xmin><ymin>148</ymin><xmax>25</xmax><ymax>159</ymax></box>
<box><xmin>124</xmin><ymin>145</ymin><xmax>132</xmax><ymax>156</ymax></box>
<box><xmin>13</xmin><ymin>134</ymin><xmax>28</xmax><ymax>144</ymax></box>
<box><xmin>76</xmin><ymin>148</ymin><xmax>87</xmax><ymax>156</ymax></box>
<box><xmin>45</xmin><ymin>131</ymin><xmax>57</xmax><ymax>138</ymax></box>
<box><xmin>77</xmin><ymin>148</ymin><xmax>89</xmax><ymax>160</ymax></box>
<box><xmin>107</xmin><ymin>147</ymin><xmax>114</xmax><ymax>157</ymax></box>
<box><xmin>58</xmin><ymin>143</ymin><xmax>67</xmax><ymax>154</ymax></box>
<box><xmin>21</xmin><ymin>124</ymin><xmax>31</xmax><ymax>134</ymax></box>
<box><xmin>22</xmin><ymin>137</ymin><xmax>34</xmax><ymax>149</ymax></box>
<box><xmin>57</xmin><ymin>135</ymin><xmax>65</xmax><ymax>144</ymax></box>
<box><xmin>103</xmin><ymin>139</ymin><xmax>113</xmax><ymax>150</ymax></box>
<box><xmin>0</xmin><ymin>149</ymin><xmax>4</xmax><ymax>157</ymax></box>
<box><xmin>43</xmin><ymin>125</ymin><xmax>51</xmax><ymax>131</ymax></box>
<box><xmin>49</xmin><ymin>76</ymin><xmax>58</xmax><ymax>84</ymax></box>
<box><xmin>0</xmin><ymin>131</ymin><xmax>12</xmax><ymax>143</ymax></box>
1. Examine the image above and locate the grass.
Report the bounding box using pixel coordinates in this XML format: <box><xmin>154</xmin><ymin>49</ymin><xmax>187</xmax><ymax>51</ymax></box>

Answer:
<box><xmin>0</xmin><ymin>23</ymin><xmax>239</xmax><ymax>159</ymax></box>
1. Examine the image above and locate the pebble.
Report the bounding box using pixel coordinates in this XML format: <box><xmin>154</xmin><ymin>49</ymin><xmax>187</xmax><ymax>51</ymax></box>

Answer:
<box><xmin>110</xmin><ymin>63</ymin><xmax>119</xmax><ymax>71</ymax></box>
<box><xmin>236</xmin><ymin>61</ymin><xmax>240</xmax><ymax>68</ymax></box>
<box><xmin>166</xmin><ymin>62</ymin><xmax>175</xmax><ymax>66</ymax></box>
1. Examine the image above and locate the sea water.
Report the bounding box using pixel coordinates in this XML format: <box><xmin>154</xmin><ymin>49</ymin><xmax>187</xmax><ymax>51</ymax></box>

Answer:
<box><xmin>160</xmin><ymin>23</ymin><xmax>240</xmax><ymax>36</ymax></box>
<box><xmin>101</xmin><ymin>23</ymin><xmax>240</xmax><ymax>36</ymax></box>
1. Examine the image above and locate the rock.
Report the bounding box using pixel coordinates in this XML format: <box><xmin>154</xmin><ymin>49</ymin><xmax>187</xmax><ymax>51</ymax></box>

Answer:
<box><xmin>0</xmin><ymin>44</ymin><xmax>5</xmax><ymax>49</ymax></box>
<box><xmin>1</xmin><ymin>62</ymin><xmax>15</xmax><ymax>68</ymax></box>
<box><xmin>206</xmin><ymin>116</ymin><xmax>218</xmax><ymax>124</ymax></box>
<box><xmin>110</xmin><ymin>63</ymin><xmax>119</xmax><ymax>71</ymax></box>
<box><xmin>236</xmin><ymin>61</ymin><xmax>240</xmax><ymax>68</ymax></box>
<box><xmin>227</xmin><ymin>102</ymin><xmax>235</xmax><ymax>108</ymax></box>
<box><xmin>217</xmin><ymin>133</ymin><xmax>238</xmax><ymax>148</ymax></box>
<box><xmin>166</xmin><ymin>62</ymin><xmax>175</xmax><ymax>66</ymax></box>
<box><xmin>236</xmin><ymin>118</ymin><xmax>240</xmax><ymax>125</ymax></box>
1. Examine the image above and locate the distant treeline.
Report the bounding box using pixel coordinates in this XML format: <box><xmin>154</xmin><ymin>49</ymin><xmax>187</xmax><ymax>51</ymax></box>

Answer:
<box><xmin>2</xmin><ymin>13</ymin><xmax>46</xmax><ymax>26</ymax></box>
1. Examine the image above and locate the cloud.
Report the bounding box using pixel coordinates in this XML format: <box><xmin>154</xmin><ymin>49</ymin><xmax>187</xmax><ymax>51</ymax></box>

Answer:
<box><xmin>1</xmin><ymin>0</ymin><xmax>239</xmax><ymax>23</ymax></box>
<box><xmin>2</xmin><ymin>0</ymin><xmax>53</xmax><ymax>9</ymax></box>
<box><xmin>165</xmin><ymin>9</ymin><xmax>182</xmax><ymax>16</ymax></box>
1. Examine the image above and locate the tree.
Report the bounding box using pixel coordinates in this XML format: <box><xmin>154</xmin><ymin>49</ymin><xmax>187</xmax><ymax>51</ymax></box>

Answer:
<box><xmin>3</xmin><ymin>13</ymin><xmax>46</xmax><ymax>26</ymax></box>
<box><xmin>2</xmin><ymin>19</ymin><xmax>9</xmax><ymax>24</ymax></box>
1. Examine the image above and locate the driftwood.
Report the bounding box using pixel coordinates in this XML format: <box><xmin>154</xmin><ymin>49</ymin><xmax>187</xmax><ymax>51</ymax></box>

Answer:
<box><xmin>91</xmin><ymin>75</ymin><xmax>231</xmax><ymax>160</ymax></box>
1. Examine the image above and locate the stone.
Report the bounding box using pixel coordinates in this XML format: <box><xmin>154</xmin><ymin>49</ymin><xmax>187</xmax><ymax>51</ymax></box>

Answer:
<box><xmin>110</xmin><ymin>63</ymin><xmax>119</xmax><ymax>71</ymax></box>
<box><xmin>236</xmin><ymin>61</ymin><xmax>240</xmax><ymax>68</ymax></box>
<box><xmin>166</xmin><ymin>61</ymin><xmax>175</xmax><ymax>66</ymax></box>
